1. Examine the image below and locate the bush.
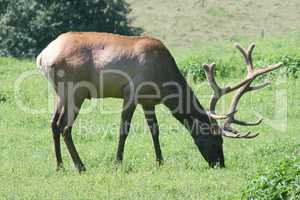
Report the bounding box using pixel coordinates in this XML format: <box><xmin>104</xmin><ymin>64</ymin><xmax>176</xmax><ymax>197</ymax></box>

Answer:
<box><xmin>0</xmin><ymin>0</ymin><xmax>142</xmax><ymax>57</ymax></box>
<box><xmin>179</xmin><ymin>55</ymin><xmax>207</xmax><ymax>82</ymax></box>
<box><xmin>178</xmin><ymin>52</ymin><xmax>300</xmax><ymax>82</ymax></box>
<box><xmin>280</xmin><ymin>56</ymin><xmax>300</xmax><ymax>79</ymax></box>
<box><xmin>178</xmin><ymin>54</ymin><xmax>237</xmax><ymax>82</ymax></box>
<box><xmin>242</xmin><ymin>153</ymin><xmax>300</xmax><ymax>200</ymax></box>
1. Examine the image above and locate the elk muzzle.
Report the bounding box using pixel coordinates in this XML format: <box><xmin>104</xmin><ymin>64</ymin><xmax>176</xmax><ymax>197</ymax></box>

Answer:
<box><xmin>208</xmin><ymin>146</ymin><xmax>225</xmax><ymax>168</ymax></box>
<box><xmin>195</xmin><ymin>135</ymin><xmax>225</xmax><ymax>168</ymax></box>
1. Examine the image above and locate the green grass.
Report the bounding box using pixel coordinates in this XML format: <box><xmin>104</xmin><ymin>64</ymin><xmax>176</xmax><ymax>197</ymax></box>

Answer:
<box><xmin>1</xmin><ymin>1</ymin><xmax>300</xmax><ymax>199</ymax></box>
<box><xmin>0</xmin><ymin>37</ymin><xmax>299</xmax><ymax>199</ymax></box>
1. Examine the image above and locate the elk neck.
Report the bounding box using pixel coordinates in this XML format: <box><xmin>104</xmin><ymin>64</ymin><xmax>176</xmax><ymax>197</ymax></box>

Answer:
<box><xmin>163</xmin><ymin>76</ymin><xmax>211</xmax><ymax>139</ymax></box>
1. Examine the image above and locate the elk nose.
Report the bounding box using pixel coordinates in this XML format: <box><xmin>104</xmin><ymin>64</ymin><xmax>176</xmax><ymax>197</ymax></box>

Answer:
<box><xmin>209</xmin><ymin>160</ymin><xmax>225</xmax><ymax>168</ymax></box>
<box><xmin>209</xmin><ymin>161</ymin><xmax>219</xmax><ymax>168</ymax></box>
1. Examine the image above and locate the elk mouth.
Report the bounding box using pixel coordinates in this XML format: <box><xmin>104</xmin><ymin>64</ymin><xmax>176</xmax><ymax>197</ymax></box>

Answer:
<box><xmin>196</xmin><ymin>143</ymin><xmax>225</xmax><ymax>168</ymax></box>
<box><xmin>208</xmin><ymin>146</ymin><xmax>225</xmax><ymax>168</ymax></box>
<box><xmin>209</xmin><ymin>159</ymin><xmax>225</xmax><ymax>168</ymax></box>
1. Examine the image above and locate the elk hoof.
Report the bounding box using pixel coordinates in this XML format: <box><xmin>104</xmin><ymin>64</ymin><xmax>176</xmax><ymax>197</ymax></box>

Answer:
<box><xmin>114</xmin><ymin>159</ymin><xmax>123</xmax><ymax>165</ymax></box>
<box><xmin>76</xmin><ymin>164</ymin><xmax>86</xmax><ymax>173</ymax></box>
<box><xmin>56</xmin><ymin>163</ymin><xmax>64</xmax><ymax>172</ymax></box>
<box><xmin>156</xmin><ymin>159</ymin><xmax>164</xmax><ymax>166</ymax></box>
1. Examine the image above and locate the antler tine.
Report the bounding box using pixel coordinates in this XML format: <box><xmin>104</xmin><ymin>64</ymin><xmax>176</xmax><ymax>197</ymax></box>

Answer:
<box><xmin>253</xmin><ymin>63</ymin><xmax>283</xmax><ymax>78</ymax></box>
<box><xmin>202</xmin><ymin>63</ymin><xmax>220</xmax><ymax>95</ymax></box>
<box><xmin>202</xmin><ymin>63</ymin><xmax>222</xmax><ymax>113</ymax></box>
<box><xmin>224</xmin><ymin>76</ymin><xmax>253</xmax><ymax>93</ymax></box>
<box><xmin>223</xmin><ymin>131</ymin><xmax>259</xmax><ymax>139</ymax></box>
<box><xmin>247</xmin><ymin>81</ymin><xmax>271</xmax><ymax>92</ymax></box>
<box><xmin>222</xmin><ymin>126</ymin><xmax>259</xmax><ymax>139</ymax></box>
<box><xmin>209</xmin><ymin>110</ymin><xmax>237</xmax><ymax>120</ymax></box>
<box><xmin>235</xmin><ymin>43</ymin><xmax>255</xmax><ymax>73</ymax></box>
<box><xmin>232</xmin><ymin>118</ymin><xmax>263</xmax><ymax>126</ymax></box>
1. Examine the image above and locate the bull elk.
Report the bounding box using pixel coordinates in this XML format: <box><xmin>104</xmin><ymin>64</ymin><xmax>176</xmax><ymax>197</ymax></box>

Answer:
<box><xmin>37</xmin><ymin>32</ymin><xmax>282</xmax><ymax>172</ymax></box>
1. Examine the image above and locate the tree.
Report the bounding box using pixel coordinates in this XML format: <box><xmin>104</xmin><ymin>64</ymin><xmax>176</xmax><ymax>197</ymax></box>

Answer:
<box><xmin>0</xmin><ymin>0</ymin><xmax>142</xmax><ymax>57</ymax></box>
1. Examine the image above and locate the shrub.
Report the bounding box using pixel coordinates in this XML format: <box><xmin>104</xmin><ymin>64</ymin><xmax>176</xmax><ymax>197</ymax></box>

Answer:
<box><xmin>280</xmin><ymin>56</ymin><xmax>300</xmax><ymax>79</ymax></box>
<box><xmin>242</xmin><ymin>153</ymin><xmax>300</xmax><ymax>200</ymax></box>
<box><xmin>0</xmin><ymin>0</ymin><xmax>142</xmax><ymax>57</ymax></box>
<box><xmin>178</xmin><ymin>52</ymin><xmax>300</xmax><ymax>82</ymax></box>
<box><xmin>179</xmin><ymin>55</ymin><xmax>207</xmax><ymax>82</ymax></box>
<box><xmin>178</xmin><ymin>54</ymin><xmax>237</xmax><ymax>82</ymax></box>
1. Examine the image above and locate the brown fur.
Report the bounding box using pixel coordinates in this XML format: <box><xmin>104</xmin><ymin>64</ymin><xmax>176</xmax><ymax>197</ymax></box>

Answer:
<box><xmin>37</xmin><ymin>32</ymin><xmax>180</xmax><ymax>100</ymax></box>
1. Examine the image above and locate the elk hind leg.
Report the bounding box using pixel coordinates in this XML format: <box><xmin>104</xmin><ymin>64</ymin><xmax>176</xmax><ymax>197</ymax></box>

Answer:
<box><xmin>51</xmin><ymin>97</ymin><xmax>64</xmax><ymax>171</ymax></box>
<box><xmin>58</xmin><ymin>97</ymin><xmax>85</xmax><ymax>172</ymax></box>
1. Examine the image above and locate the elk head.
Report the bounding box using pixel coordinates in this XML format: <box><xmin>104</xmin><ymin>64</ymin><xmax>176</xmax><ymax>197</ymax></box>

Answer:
<box><xmin>199</xmin><ymin>43</ymin><xmax>282</xmax><ymax>167</ymax></box>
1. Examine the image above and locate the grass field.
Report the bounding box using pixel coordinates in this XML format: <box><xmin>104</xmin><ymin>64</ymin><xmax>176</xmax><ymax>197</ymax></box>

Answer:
<box><xmin>127</xmin><ymin>0</ymin><xmax>300</xmax><ymax>50</ymax></box>
<box><xmin>0</xmin><ymin>37</ymin><xmax>299</xmax><ymax>199</ymax></box>
<box><xmin>0</xmin><ymin>0</ymin><xmax>300</xmax><ymax>199</ymax></box>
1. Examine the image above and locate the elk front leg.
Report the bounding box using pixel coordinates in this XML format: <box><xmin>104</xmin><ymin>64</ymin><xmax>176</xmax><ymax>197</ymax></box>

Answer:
<box><xmin>116</xmin><ymin>98</ymin><xmax>136</xmax><ymax>163</ymax></box>
<box><xmin>51</xmin><ymin>98</ymin><xmax>63</xmax><ymax>171</ymax></box>
<box><xmin>58</xmin><ymin>97</ymin><xmax>85</xmax><ymax>173</ymax></box>
<box><xmin>142</xmin><ymin>105</ymin><xmax>163</xmax><ymax>164</ymax></box>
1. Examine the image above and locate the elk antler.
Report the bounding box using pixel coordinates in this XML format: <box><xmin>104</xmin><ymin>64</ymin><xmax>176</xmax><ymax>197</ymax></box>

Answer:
<box><xmin>203</xmin><ymin>43</ymin><xmax>283</xmax><ymax>139</ymax></box>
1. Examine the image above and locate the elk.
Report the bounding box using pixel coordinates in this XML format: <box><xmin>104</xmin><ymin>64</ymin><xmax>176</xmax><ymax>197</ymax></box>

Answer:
<box><xmin>37</xmin><ymin>32</ymin><xmax>282</xmax><ymax>172</ymax></box>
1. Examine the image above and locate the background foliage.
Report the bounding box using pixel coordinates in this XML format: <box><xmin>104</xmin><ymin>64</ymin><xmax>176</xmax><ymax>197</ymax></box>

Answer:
<box><xmin>177</xmin><ymin>36</ymin><xmax>300</xmax><ymax>82</ymax></box>
<box><xmin>0</xmin><ymin>0</ymin><xmax>142</xmax><ymax>57</ymax></box>
<box><xmin>242</xmin><ymin>152</ymin><xmax>300</xmax><ymax>199</ymax></box>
